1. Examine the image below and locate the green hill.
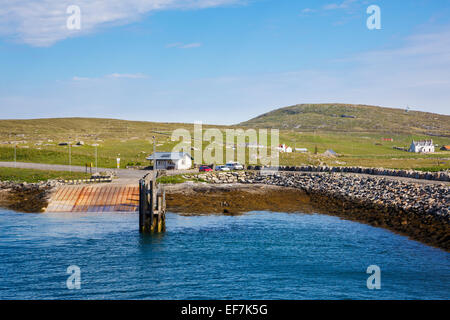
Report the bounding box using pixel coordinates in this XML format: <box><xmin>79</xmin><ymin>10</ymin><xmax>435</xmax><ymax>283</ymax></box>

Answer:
<box><xmin>0</xmin><ymin>110</ymin><xmax>449</xmax><ymax>171</ymax></box>
<box><xmin>239</xmin><ymin>104</ymin><xmax>450</xmax><ymax>136</ymax></box>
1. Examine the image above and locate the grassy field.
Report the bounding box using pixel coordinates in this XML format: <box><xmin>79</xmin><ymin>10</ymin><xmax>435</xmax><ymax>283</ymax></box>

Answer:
<box><xmin>1</xmin><ymin>109</ymin><xmax>449</xmax><ymax>171</ymax></box>
<box><xmin>241</xmin><ymin>103</ymin><xmax>450</xmax><ymax>136</ymax></box>
<box><xmin>0</xmin><ymin>167</ymin><xmax>90</xmax><ymax>183</ymax></box>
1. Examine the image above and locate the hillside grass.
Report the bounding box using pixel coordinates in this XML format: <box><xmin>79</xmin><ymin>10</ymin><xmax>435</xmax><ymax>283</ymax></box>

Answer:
<box><xmin>0</xmin><ymin>115</ymin><xmax>449</xmax><ymax>171</ymax></box>
<box><xmin>0</xmin><ymin>167</ymin><xmax>90</xmax><ymax>183</ymax></box>
<box><xmin>241</xmin><ymin>103</ymin><xmax>450</xmax><ymax>136</ymax></box>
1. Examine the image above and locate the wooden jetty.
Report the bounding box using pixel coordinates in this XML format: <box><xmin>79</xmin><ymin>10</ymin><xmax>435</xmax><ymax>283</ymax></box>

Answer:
<box><xmin>45</xmin><ymin>170</ymin><xmax>166</xmax><ymax>233</ymax></box>
<box><xmin>138</xmin><ymin>172</ymin><xmax>166</xmax><ymax>233</ymax></box>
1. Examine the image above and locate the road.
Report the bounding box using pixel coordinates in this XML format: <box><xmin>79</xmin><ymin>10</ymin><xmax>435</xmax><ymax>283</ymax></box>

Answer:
<box><xmin>1</xmin><ymin>161</ymin><xmax>446</xmax><ymax>185</ymax></box>
<box><xmin>0</xmin><ymin>161</ymin><xmax>147</xmax><ymax>182</ymax></box>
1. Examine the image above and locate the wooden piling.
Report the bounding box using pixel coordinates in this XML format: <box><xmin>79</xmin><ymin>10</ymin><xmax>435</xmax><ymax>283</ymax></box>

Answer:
<box><xmin>139</xmin><ymin>172</ymin><xmax>166</xmax><ymax>233</ymax></box>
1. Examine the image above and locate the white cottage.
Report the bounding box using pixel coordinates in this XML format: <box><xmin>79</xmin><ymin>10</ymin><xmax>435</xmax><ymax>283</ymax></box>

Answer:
<box><xmin>408</xmin><ymin>140</ymin><xmax>434</xmax><ymax>153</ymax></box>
<box><xmin>146</xmin><ymin>152</ymin><xmax>193</xmax><ymax>170</ymax></box>
<box><xmin>277</xmin><ymin>144</ymin><xmax>293</xmax><ymax>153</ymax></box>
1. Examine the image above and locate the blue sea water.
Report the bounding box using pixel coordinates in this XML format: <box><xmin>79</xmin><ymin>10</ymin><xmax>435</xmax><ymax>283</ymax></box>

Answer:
<box><xmin>0</xmin><ymin>209</ymin><xmax>448</xmax><ymax>300</ymax></box>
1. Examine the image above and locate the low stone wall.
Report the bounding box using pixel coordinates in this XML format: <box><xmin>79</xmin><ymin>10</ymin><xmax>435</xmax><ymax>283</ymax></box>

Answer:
<box><xmin>247</xmin><ymin>165</ymin><xmax>450</xmax><ymax>182</ymax></box>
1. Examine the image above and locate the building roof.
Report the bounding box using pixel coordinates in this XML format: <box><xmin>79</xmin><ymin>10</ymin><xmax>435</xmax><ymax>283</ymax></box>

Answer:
<box><xmin>323</xmin><ymin>149</ymin><xmax>337</xmax><ymax>157</ymax></box>
<box><xmin>411</xmin><ymin>140</ymin><xmax>433</xmax><ymax>147</ymax></box>
<box><xmin>146</xmin><ymin>152</ymin><xmax>192</xmax><ymax>161</ymax></box>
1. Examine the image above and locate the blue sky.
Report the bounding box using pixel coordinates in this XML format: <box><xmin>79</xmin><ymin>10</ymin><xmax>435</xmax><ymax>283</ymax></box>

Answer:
<box><xmin>0</xmin><ymin>0</ymin><xmax>449</xmax><ymax>124</ymax></box>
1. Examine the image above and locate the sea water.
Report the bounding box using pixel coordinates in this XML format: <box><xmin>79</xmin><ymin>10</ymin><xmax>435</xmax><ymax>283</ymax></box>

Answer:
<box><xmin>0</xmin><ymin>209</ymin><xmax>448</xmax><ymax>299</ymax></box>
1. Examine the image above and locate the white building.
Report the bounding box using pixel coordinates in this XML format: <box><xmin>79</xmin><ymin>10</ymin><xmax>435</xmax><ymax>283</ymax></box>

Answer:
<box><xmin>408</xmin><ymin>140</ymin><xmax>434</xmax><ymax>153</ymax></box>
<box><xmin>277</xmin><ymin>144</ymin><xmax>292</xmax><ymax>153</ymax></box>
<box><xmin>295</xmin><ymin>148</ymin><xmax>308</xmax><ymax>153</ymax></box>
<box><xmin>146</xmin><ymin>152</ymin><xmax>193</xmax><ymax>170</ymax></box>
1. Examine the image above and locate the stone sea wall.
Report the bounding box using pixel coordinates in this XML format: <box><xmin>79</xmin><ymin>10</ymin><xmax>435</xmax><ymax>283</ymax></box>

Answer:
<box><xmin>194</xmin><ymin>170</ymin><xmax>449</xmax><ymax>249</ymax></box>
<box><xmin>247</xmin><ymin>165</ymin><xmax>450</xmax><ymax>182</ymax></box>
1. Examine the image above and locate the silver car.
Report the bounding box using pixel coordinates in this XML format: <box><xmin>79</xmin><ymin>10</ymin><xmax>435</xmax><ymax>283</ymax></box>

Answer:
<box><xmin>215</xmin><ymin>165</ymin><xmax>230</xmax><ymax>171</ymax></box>
<box><xmin>225</xmin><ymin>162</ymin><xmax>244</xmax><ymax>170</ymax></box>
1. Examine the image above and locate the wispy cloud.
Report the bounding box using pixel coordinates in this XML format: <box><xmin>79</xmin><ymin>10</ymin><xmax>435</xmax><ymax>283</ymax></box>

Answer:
<box><xmin>301</xmin><ymin>0</ymin><xmax>360</xmax><ymax>15</ymax></box>
<box><xmin>323</xmin><ymin>0</ymin><xmax>358</xmax><ymax>10</ymax></box>
<box><xmin>299</xmin><ymin>8</ymin><xmax>316</xmax><ymax>16</ymax></box>
<box><xmin>0</xmin><ymin>0</ymin><xmax>245</xmax><ymax>47</ymax></box>
<box><xmin>107</xmin><ymin>73</ymin><xmax>148</xmax><ymax>79</ymax></box>
<box><xmin>166</xmin><ymin>42</ymin><xmax>202</xmax><ymax>49</ymax></box>
<box><xmin>72</xmin><ymin>73</ymin><xmax>148</xmax><ymax>81</ymax></box>
<box><xmin>72</xmin><ymin>76</ymin><xmax>93</xmax><ymax>81</ymax></box>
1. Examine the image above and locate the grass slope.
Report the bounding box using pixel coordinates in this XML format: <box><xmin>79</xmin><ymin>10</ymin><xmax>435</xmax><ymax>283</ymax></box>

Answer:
<box><xmin>0</xmin><ymin>167</ymin><xmax>90</xmax><ymax>183</ymax></box>
<box><xmin>0</xmin><ymin>111</ymin><xmax>449</xmax><ymax>170</ymax></box>
<box><xmin>240</xmin><ymin>103</ymin><xmax>450</xmax><ymax>136</ymax></box>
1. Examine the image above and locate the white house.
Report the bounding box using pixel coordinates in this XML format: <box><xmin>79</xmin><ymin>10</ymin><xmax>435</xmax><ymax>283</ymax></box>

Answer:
<box><xmin>146</xmin><ymin>152</ymin><xmax>193</xmax><ymax>170</ymax></box>
<box><xmin>408</xmin><ymin>140</ymin><xmax>434</xmax><ymax>153</ymax></box>
<box><xmin>277</xmin><ymin>144</ymin><xmax>293</xmax><ymax>153</ymax></box>
<box><xmin>295</xmin><ymin>148</ymin><xmax>308</xmax><ymax>153</ymax></box>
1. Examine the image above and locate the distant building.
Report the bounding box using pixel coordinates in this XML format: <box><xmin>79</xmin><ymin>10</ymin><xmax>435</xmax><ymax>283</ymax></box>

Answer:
<box><xmin>323</xmin><ymin>149</ymin><xmax>337</xmax><ymax>157</ymax></box>
<box><xmin>408</xmin><ymin>140</ymin><xmax>434</xmax><ymax>153</ymax></box>
<box><xmin>146</xmin><ymin>152</ymin><xmax>193</xmax><ymax>170</ymax></box>
<box><xmin>277</xmin><ymin>144</ymin><xmax>292</xmax><ymax>153</ymax></box>
<box><xmin>295</xmin><ymin>148</ymin><xmax>308</xmax><ymax>153</ymax></box>
<box><xmin>382</xmin><ymin>138</ymin><xmax>393</xmax><ymax>142</ymax></box>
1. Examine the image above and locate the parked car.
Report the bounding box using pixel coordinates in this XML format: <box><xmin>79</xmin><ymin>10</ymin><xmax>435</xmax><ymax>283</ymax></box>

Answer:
<box><xmin>215</xmin><ymin>165</ymin><xmax>230</xmax><ymax>171</ymax></box>
<box><xmin>199</xmin><ymin>165</ymin><xmax>213</xmax><ymax>172</ymax></box>
<box><xmin>225</xmin><ymin>162</ymin><xmax>244</xmax><ymax>170</ymax></box>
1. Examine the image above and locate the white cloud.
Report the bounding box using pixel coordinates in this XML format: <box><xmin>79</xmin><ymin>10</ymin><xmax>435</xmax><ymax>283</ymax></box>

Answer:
<box><xmin>73</xmin><ymin>73</ymin><xmax>148</xmax><ymax>81</ymax></box>
<box><xmin>0</xmin><ymin>0</ymin><xmax>244</xmax><ymax>47</ymax></box>
<box><xmin>299</xmin><ymin>8</ymin><xmax>316</xmax><ymax>16</ymax></box>
<box><xmin>166</xmin><ymin>42</ymin><xmax>202</xmax><ymax>48</ymax></box>
<box><xmin>323</xmin><ymin>0</ymin><xmax>358</xmax><ymax>10</ymax></box>
<box><xmin>72</xmin><ymin>76</ymin><xmax>92</xmax><ymax>81</ymax></box>
<box><xmin>107</xmin><ymin>73</ymin><xmax>148</xmax><ymax>79</ymax></box>
<box><xmin>301</xmin><ymin>8</ymin><xmax>316</xmax><ymax>14</ymax></box>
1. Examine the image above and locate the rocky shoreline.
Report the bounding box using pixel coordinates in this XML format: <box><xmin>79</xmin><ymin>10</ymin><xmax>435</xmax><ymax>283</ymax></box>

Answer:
<box><xmin>181</xmin><ymin>171</ymin><xmax>450</xmax><ymax>250</ymax></box>
<box><xmin>0</xmin><ymin>180</ymin><xmax>62</xmax><ymax>212</ymax></box>
<box><xmin>1</xmin><ymin>168</ymin><xmax>449</xmax><ymax>250</ymax></box>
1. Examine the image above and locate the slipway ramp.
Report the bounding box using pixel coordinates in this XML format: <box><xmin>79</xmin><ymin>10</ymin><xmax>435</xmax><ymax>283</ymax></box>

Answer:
<box><xmin>45</xmin><ymin>184</ymin><xmax>139</xmax><ymax>213</ymax></box>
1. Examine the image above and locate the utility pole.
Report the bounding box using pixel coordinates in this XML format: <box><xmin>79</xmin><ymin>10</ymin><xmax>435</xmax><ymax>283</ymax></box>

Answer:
<box><xmin>92</xmin><ymin>143</ymin><xmax>99</xmax><ymax>172</ymax></box>
<box><xmin>69</xmin><ymin>142</ymin><xmax>72</xmax><ymax>172</ymax></box>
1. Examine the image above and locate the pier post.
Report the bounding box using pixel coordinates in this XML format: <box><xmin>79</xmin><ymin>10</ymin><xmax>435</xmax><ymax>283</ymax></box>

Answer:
<box><xmin>139</xmin><ymin>172</ymin><xmax>166</xmax><ymax>233</ymax></box>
